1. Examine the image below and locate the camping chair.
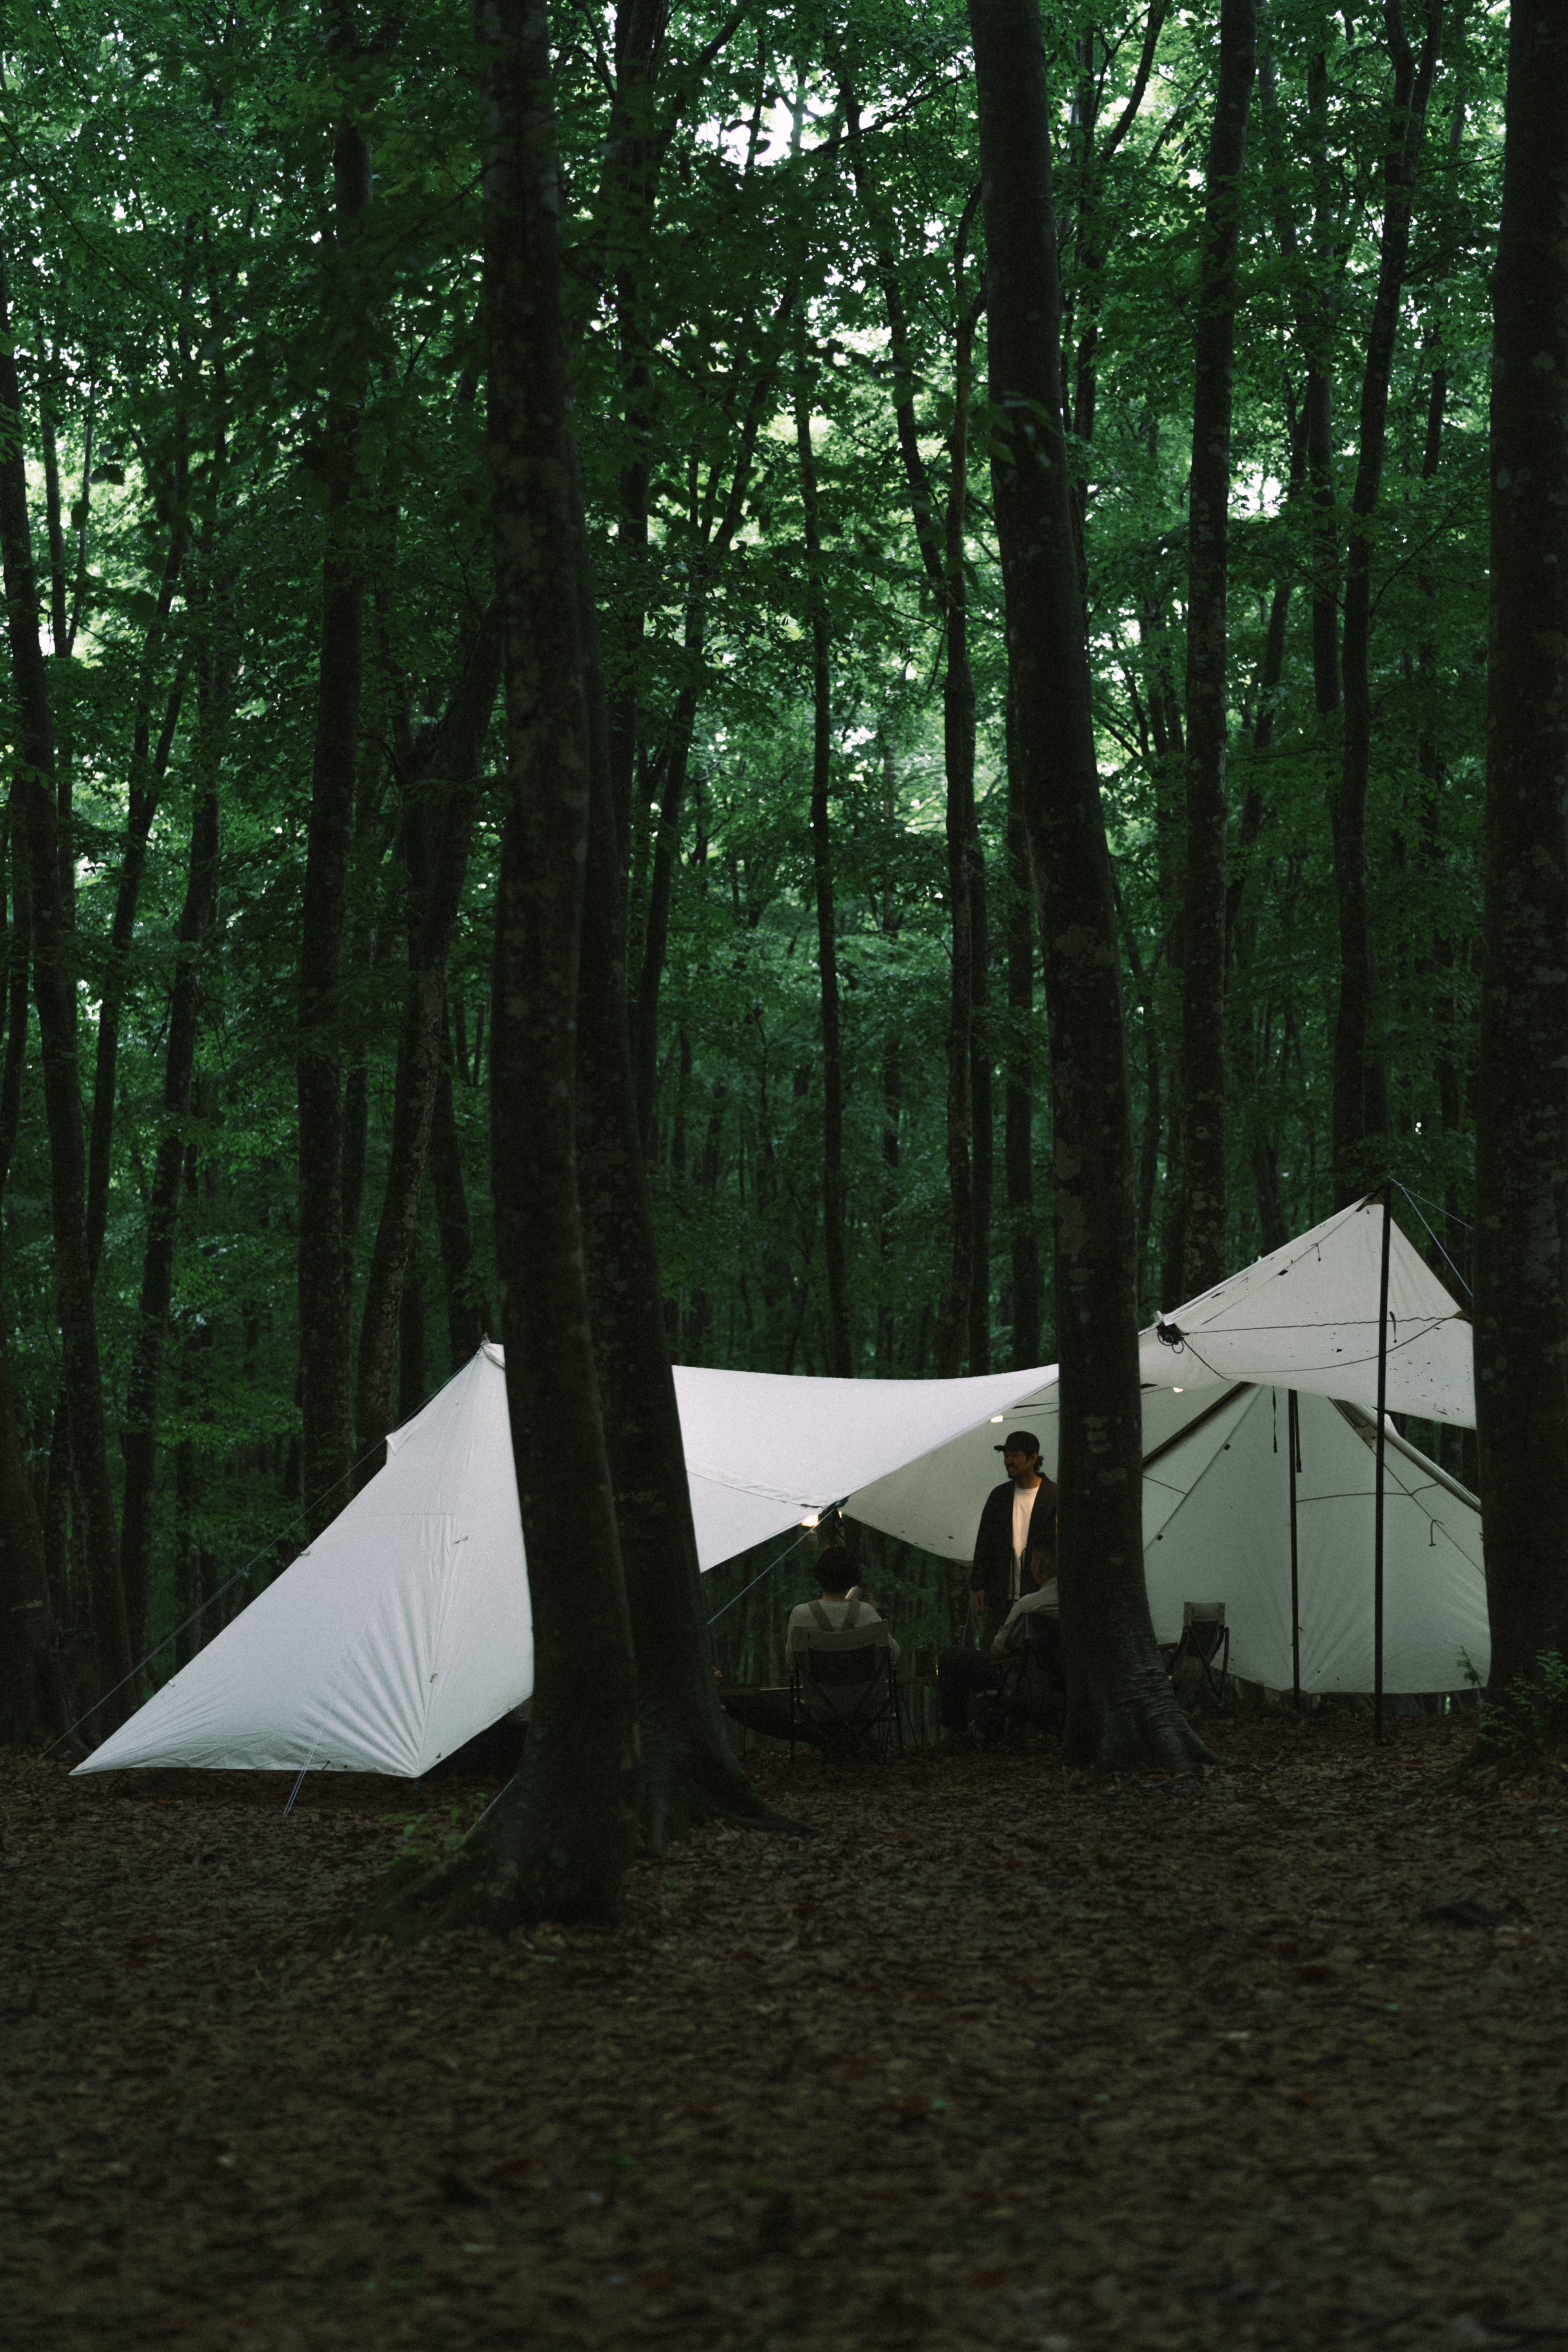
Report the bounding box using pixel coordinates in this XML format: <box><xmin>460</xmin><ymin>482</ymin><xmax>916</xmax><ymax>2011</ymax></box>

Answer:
<box><xmin>790</xmin><ymin>1623</ymin><xmax>904</xmax><ymax>1763</ymax></box>
<box><xmin>1170</xmin><ymin>1601</ymin><xmax>1231</xmax><ymax>1703</ymax></box>
<box><xmin>982</xmin><ymin>1613</ymin><xmax>1065</xmax><ymax>1745</ymax></box>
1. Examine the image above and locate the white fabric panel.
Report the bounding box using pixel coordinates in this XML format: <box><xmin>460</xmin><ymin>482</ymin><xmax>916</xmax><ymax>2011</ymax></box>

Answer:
<box><xmin>1141</xmin><ymin>1388</ymin><xmax>1488</xmax><ymax>1691</ymax></box>
<box><xmin>77</xmin><ymin>1349</ymin><xmax>535</xmax><ymax>1779</ymax></box>
<box><xmin>846</xmin><ymin>1377</ymin><xmax>1061</xmax><ymax>1557</ymax></box>
<box><xmin>1140</xmin><ymin>1387</ymin><xmax>1258</xmax><ymax>1550</ymax></box>
<box><xmin>847</xmin><ymin>1379</ymin><xmax>1248</xmax><ymax>1559</ymax></box>
<box><xmin>1138</xmin><ymin>1196</ymin><xmax>1474</xmax><ymax>1426</ymax></box>
<box><xmin>673</xmin><ymin>1361</ymin><xmax>1063</xmax><ymax>1527</ymax></box>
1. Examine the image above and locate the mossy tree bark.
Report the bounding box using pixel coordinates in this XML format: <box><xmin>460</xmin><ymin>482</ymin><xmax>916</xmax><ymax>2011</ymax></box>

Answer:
<box><xmin>969</xmin><ymin>0</ymin><xmax>1208</xmax><ymax>1772</ymax></box>
<box><xmin>1474</xmin><ymin>0</ymin><xmax>1568</xmax><ymax>1690</ymax></box>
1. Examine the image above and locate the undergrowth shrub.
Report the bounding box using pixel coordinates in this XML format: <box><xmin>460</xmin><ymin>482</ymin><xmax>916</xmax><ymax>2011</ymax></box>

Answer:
<box><xmin>378</xmin><ymin>1791</ymin><xmax>491</xmax><ymax>1894</ymax></box>
<box><xmin>1462</xmin><ymin>1650</ymin><xmax>1568</xmax><ymax>1757</ymax></box>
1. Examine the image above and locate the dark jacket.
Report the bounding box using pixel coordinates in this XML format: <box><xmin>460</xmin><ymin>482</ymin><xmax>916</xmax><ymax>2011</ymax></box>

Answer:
<box><xmin>971</xmin><ymin>1475</ymin><xmax>1059</xmax><ymax>1615</ymax></box>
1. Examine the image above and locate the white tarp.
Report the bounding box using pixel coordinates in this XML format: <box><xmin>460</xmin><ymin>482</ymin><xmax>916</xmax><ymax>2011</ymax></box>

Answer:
<box><xmin>852</xmin><ymin>1378</ymin><xmax>1488</xmax><ymax>1692</ymax></box>
<box><xmin>1136</xmin><ymin>1194</ymin><xmax>1474</xmax><ymax>1426</ymax></box>
<box><xmin>76</xmin><ymin>1346</ymin><xmax>534</xmax><ymax>1778</ymax></box>
<box><xmin>75</xmin><ymin>1349</ymin><xmax>1063</xmax><ymax>1778</ymax></box>
<box><xmin>75</xmin><ymin>1211</ymin><xmax>1486</xmax><ymax>1778</ymax></box>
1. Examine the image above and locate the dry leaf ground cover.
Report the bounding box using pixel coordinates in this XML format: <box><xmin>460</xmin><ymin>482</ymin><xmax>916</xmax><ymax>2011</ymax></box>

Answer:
<box><xmin>3</xmin><ymin>1717</ymin><xmax>1567</xmax><ymax>2352</ymax></box>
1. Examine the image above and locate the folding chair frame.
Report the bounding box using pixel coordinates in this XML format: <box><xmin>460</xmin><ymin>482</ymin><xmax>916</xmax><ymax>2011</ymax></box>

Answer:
<box><xmin>788</xmin><ymin>1629</ymin><xmax>906</xmax><ymax>1764</ymax></box>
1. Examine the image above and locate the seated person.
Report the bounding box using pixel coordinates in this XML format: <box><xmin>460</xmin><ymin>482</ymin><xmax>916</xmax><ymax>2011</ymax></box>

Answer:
<box><xmin>938</xmin><ymin>1574</ymin><xmax>1060</xmax><ymax>1741</ymax></box>
<box><xmin>787</xmin><ymin>1550</ymin><xmax>900</xmax><ymax>1666</ymax></box>
<box><xmin>723</xmin><ymin>1548</ymin><xmax>898</xmax><ymax>1746</ymax></box>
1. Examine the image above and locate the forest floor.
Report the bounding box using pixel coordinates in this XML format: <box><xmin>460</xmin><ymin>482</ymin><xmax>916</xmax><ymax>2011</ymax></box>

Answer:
<box><xmin>2</xmin><ymin>1718</ymin><xmax>1567</xmax><ymax>2352</ymax></box>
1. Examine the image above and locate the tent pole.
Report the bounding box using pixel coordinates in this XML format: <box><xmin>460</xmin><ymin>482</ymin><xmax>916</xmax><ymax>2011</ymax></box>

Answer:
<box><xmin>1374</xmin><ymin>1190</ymin><xmax>1393</xmax><ymax>1744</ymax></box>
<box><xmin>1288</xmin><ymin>1389</ymin><xmax>1301</xmax><ymax>1711</ymax></box>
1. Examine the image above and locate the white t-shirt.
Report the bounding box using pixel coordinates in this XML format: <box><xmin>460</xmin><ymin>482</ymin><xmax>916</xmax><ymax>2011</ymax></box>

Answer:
<box><xmin>991</xmin><ymin>1579</ymin><xmax>1060</xmax><ymax>1659</ymax></box>
<box><xmin>1011</xmin><ymin>1483</ymin><xmax>1040</xmax><ymax>1598</ymax></box>
<box><xmin>785</xmin><ymin>1595</ymin><xmax>901</xmax><ymax>1665</ymax></box>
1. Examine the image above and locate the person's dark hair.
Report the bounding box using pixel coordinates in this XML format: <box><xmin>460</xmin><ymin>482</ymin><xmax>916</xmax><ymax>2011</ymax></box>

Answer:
<box><xmin>815</xmin><ymin>1544</ymin><xmax>857</xmax><ymax>1596</ymax></box>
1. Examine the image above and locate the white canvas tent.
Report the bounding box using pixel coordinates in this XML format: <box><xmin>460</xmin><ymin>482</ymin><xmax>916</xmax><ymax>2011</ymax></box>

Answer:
<box><xmin>76</xmin><ymin>1201</ymin><xmax>1487</xmax><ymax>1780</ymax></box>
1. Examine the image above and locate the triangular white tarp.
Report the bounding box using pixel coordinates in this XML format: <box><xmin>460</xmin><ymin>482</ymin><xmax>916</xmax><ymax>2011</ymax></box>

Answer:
<box><xmin>1136</xmin><ymin>1194</ymin><xmax>1473</xmax><ymax>1425</ymax></box>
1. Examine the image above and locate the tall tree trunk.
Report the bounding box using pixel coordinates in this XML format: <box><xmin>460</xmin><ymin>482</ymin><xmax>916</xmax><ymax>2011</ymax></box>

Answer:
<box><xmin>877</xmin><ymin>1021</ymin><xmax>901</xmax><ymax>1370</ymax></box>
<box><xmin>571</xmin><ymin>480</ymin><xmax>789</xmax><ymax>1848</ymax></box>
<box><xmin>85</xmin><ymin>473</ymin><xmax>191</xmax><ymax>1282</ymax></box>
<box><xmin>365</xmin><ymin>0</ymin><xmax>637</xmax><ymax>1938</ymax></box>
<box><xmin>953</xmin><ymin>285</ymin><xmax>991</xmax><ymax>1378</ymax></box>
<box><xmin>1474</xmin><ymin>0</ymin><xmax>1568</xmax><ymax>1691</ymax></box>
<box><xmin>1180</xmin><ymin>0</ymin><xmax>1255</xmax><ymax>1296</ymax></box>
<box><xmin>0</xmin><ymin>250</ymin><xmax>133</xmax><ymax>1731</ymax></box>
<box><xmin>1004</xmin><ymin>703</ymin><xmax>1042</xmax><ymax>1368</ymax></box>
<box><xmin>430</xmin><ymin>1012</ymin><xmax>485</xmax><ymax>1368</ymax></box>
<box><xmin>628</xmin><ymin>321</ymin><xmax>797</xmax><ymax>1148</ymax></box>
<box><xmin>794</xmin><ymin>362</ymin><xmax>851</xmax><ymax>1377</ymax></box>
<box><xmin>0</xmin><ymin>812</ymin><xmax>64</xmax><ymax>1747</ymax></box>
<box><xmin>843</xmin><ymin>102</ymin><xmax>980</xmax><ymax>1375</ymax></box>
<box><xmin>602</xmin><ymin>0</ymin><xmax>667</xmax><ymax>871</ymax></box>
<box><xmin>352</xmin><ymin>608</ymin><xmax>501</xmax><ymax>1482</ymax></box>
<box><xmin>969</xmin><ymin>0</ymin><xmax>1205</xmax><ymax>1772</ymax></box>
<box><xmin>1332</xmin><ymin>0</ymin><xmax>1441</xmax><ymax>1203</ymax></box>
<box><xmin>118</xmin><ymin>569</ymin><xmax>226</xmax><ymax>1662</ymax></box>
<box><xmin>298</xmin><ymin>25</ymin><xmax>372</xmax><ymax>1535</ymax></box>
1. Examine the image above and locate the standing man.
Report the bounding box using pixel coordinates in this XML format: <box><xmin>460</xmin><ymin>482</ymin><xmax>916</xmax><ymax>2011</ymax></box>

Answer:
<box><xmin>969</xmin><ymin>1430</ymin><xmax>1058</xmax><ymax>1651</ymax></box>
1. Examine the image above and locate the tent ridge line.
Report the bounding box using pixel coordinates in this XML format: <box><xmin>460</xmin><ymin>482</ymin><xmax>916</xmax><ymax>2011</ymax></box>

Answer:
<box><xmin>1139</xmin><ymin>1384</ymin><xmax>1254</xmax><ymax>1475</ymax></box>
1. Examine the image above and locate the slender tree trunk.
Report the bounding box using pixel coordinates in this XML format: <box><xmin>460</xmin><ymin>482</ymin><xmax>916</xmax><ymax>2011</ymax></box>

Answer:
<box><xmin>1474</xmin><ymin>0</ymin><xmax>1568</xmax><ymax>1691</ymax></box>
<box><xmin>397</xmin><ymin>1248</ymin><xmax>426</xmax><ymax>1422</ymax></box>
<box><xmin>628</xmin><ymin>326</ymin><xmax>795</xmax><ymax>1148</ymax></box>
<box><xmin>118</xmin><ymin>568</ymin><xmax>226</xmax><ymax>1661</ymax></box>
<box><xmin>298</xmin><ymin>29</ymin><xmax>372</xmax><ymax>1534</ymax></box>
<box><xmin>632</xmin><ymin>646</ymin><xmax>700</xmax><ymax>1150</ymax></box>
<box><xmin>1004</xmin><ymin>708</ymin><xmax>1041</xmax><ymax>1368</ymax></box>
<box><xmin>364</xmin><ymin>0</ymin><xmax>637</xmax><ymax>1938</ymax></box>
<box><xmin>969</xmin><ymin>0</ymin><xmax>1206</xmax><ymax>1772</ymax></box>
<box><xmin>85</xmin><ymin>474</ymin><xmax>191</xmax><ymax>1282</ymax></box>
<box><xmin>954</xmin><ymin>294</ymin><xmax>991</xmax><ymax>1377</ymax></box>
<box><xmin>603</xmin><ymin>0</ymin><xmax>666</xmax><ymax>870</ymax></box>
<box><xmin>431</xmin><ymin>1011</ymin><xmax>485</xmax><ymax>1368</ymax></box>
<box><xmin>0</xmin><ymin>809</ymin><xmax>64</xmax><ymax>1746</ymax></box>
<box><xmin>0</xmin><ymin>260</ymin><xmax>132</xmax><ymax>1731</ymax></box>
<box><xmin>1180</xmin><ymin>0</ymin><xmax>1255</xmax><ymax>1296</ymax></box>
<box><xmin>843</xmin><ymin>102</ymin><xmax>980</xmax><ymax>1376</ymax></box>
<box><xmin>794</xmin><ymin>364</ymin><xmax>851</xmax><ymax>1377</ymax></box>
<box><xmin>1332</xmin><ymin>0</ymin><xmax>1441</xmax><ymax>1203</ymax></box>
<box><xmin>352</xmin><ymin>608</ymin><xmax>501</xmax><ymax>1482</ymax></box>
<box><xmin>877</xmin><ymin>1021</ymin><xmax>901</xmax><ymax>1370</ymax></box>
<box><xmin>571</xmin><ymin>488</ymin><xmax>791</xmax><ymax>1848</ymax></box>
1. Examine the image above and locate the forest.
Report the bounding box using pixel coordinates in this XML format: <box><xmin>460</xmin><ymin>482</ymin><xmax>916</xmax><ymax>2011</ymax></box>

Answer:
<box><xmin>0</xmin><ymin>0</ymin><xmax>1564</xmax><ymax>1818</ymax></box>
<box><xmin>4</xmin><ymin>4</ymin><xmax>1568</xmax><ymax>2344</ymax></box>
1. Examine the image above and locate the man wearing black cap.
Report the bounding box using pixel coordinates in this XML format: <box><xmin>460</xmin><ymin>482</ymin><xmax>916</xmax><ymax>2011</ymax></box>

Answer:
<box><xmin>970</xmin><ymin>1431</ymin><xmax>1058</xmax><ymax>1653</ymax></box>
<box><xmin>933</xmin><ymin>1432</ymin><xmax>1059</xmax><ymax>1745</ymax></box>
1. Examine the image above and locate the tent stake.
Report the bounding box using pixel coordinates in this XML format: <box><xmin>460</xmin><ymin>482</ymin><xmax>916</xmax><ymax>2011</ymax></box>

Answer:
<box><xmin>1288</xmin><ymin>1389</ymin><xmax>1301</xmax><ymax>1711</ymax></box>
<box><xmin>1374</xmin><ymin>1191</ymin><xmax>1393</xmax><ymax>1744</ymax></box>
